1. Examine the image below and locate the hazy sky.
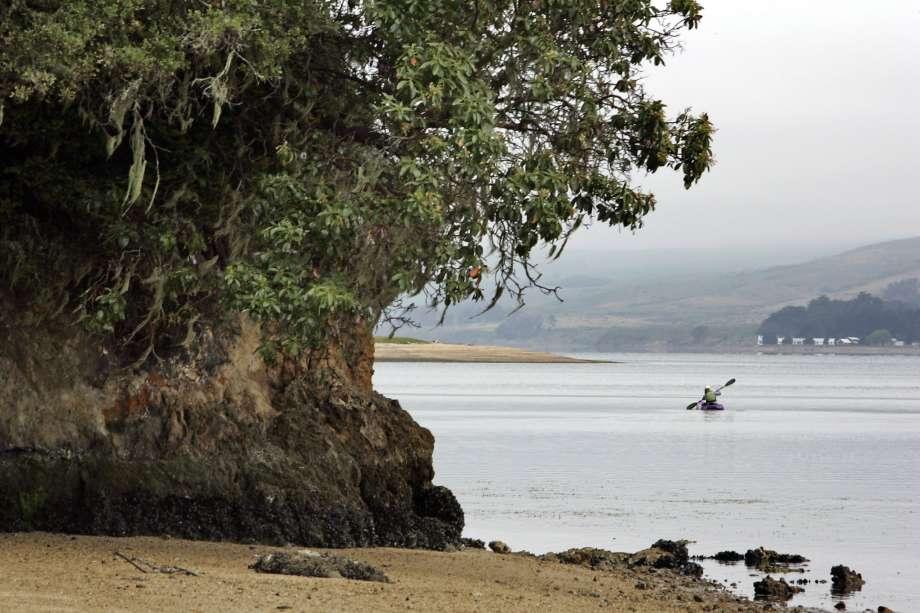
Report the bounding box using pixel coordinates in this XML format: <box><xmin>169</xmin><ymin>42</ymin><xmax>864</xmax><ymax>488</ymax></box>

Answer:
<box><xmin>576</xmin><ymin>0</ymin><xmax>920</xmax><ymax>251</ymax></box>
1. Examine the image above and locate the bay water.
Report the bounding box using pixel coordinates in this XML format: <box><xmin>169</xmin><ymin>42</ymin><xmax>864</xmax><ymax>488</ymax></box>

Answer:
<box><xmin>375</xmin><ymin>353</ymin><xmax>920</xmax><ymax>612</ymax></box>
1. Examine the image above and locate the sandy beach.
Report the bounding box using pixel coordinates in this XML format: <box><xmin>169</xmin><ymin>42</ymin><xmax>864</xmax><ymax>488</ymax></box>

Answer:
<box><xmin>374</xmin><ymin>342</ymin><xmax>604</xmax><ymax>363</ymax></box>
<box><xmin>0</xmin><ymin>533</ymin><xmax>778</xmax><ymax>613</ymax></box>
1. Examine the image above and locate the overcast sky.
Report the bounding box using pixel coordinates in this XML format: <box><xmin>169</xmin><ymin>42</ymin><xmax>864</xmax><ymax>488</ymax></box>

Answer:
<box><xmin>575</xmin><ymin>0</ymin><xmax>920</xmax><ymax>252</ymax></box>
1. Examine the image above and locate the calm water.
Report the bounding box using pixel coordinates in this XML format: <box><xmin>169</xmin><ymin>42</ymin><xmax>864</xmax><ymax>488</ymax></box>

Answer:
<box><xmin>375</xmin><ymin>353</ymin><xmax>920</xmax><ymax>612</ymax></box>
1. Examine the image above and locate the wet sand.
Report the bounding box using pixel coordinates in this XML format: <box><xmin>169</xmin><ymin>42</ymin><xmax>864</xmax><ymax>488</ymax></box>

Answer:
<box><xmin>374</xmin><ymin>342</ymin><xmax>604</xmax><ymax>363</ymax></box>
<box><xmin>0</xmin><ymin>533</ymin><xmax>776</xmax><ymax>612</ymax></box>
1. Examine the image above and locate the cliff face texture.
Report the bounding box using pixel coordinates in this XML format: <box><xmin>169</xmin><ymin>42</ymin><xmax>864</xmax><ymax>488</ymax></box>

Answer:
<box><xmin>0</xmin><ymin>306</ymin><xmax>462</xmax><ymax>549</ymax></box>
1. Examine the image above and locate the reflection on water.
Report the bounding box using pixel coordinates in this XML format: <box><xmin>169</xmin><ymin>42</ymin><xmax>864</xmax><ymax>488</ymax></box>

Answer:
<box><xmin>375</xmin><ymin>353</ymin><xmax>920</xmax><ymax>612</ymax></box>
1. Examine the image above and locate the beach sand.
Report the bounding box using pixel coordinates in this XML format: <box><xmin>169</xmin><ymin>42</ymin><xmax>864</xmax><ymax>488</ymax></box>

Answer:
<box><xmin>0</xmin><ymin>533</ymin><xmax>772</xmax><ymax>612</ymax></box>
<box><xmin>374</xmin><ymin>342</ymin><xmax>604</xmax><ymax>363</ymax></box>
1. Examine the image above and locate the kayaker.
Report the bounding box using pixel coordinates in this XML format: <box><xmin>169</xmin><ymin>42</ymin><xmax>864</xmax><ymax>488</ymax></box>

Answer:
<box><xmin>703</xmin><ymin>385</ymin><xmax>720</xmax><ymax>404</ymax></box>
<box><xmin>687</xmin><ymin>378</ymin><xmax>734</xmax><ymax>410</ymax></box>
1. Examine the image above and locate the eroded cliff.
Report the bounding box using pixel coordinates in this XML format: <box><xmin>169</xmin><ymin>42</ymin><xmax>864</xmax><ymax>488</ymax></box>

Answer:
<box><xmin>0</xmin><ymin>305</ymin><xmax>462</xmax><ymax>548</ymax></box>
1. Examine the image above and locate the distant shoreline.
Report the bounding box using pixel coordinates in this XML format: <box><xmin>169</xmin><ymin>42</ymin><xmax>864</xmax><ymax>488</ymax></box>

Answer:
<box><xmin>751</xmin><ymin>345</ymin><xmax>920</xmax><ymax>356</ymax></box>
<box><xmin>375</xmin><ymin>341</ymin><xmax>920</xmax><ymax>359</ymax></box>
<box><xmin>374</xmin><ymin>341</ymin><xmax>609</xmax><ymax>363</ymax></box>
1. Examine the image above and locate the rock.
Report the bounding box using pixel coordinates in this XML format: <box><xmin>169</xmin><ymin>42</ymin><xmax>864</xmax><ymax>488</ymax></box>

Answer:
<box><xmin>834</xmin><ymin>602</ymin><xmax>846</xmax><ymax>610</ymax></box>
<box><xmin>745</xmin><ymin>547</ymin><xmax>808</xmax><ymax>568</ymax></box>
<box><xmin>488</xmin><ymin>541</ymin><xmax>511</xmax><ymax>554</ymax></box>
<box><xmin>753</xmin><ymin>576</ymin><xmax>804</xmax><ymax>600</ymax></box>
<box><xmin>713</xmin><ymin>550</ymin><xmax>745</xmax><ymax>563</ymax></box>
<box><xmin>628</xmin><ymin>539</ymin><xmax>701</xmax><ymax>577</ymax></box>
<box><xmin>652</xmin><ymin>539</ymin><xmax>690</xmax><ymax>562</ymax></box>
<box><xmin>250</xmin><ymin>550</ymin><xmax>388</xmax><ymax>582</ymax></box>
<box><xmin>629</xmin><ymin>541</ymin><xmax>686</xmax><ymax>568</ymax></box>
<box><xmin>460</xmin><ymin>538</ymin><xmax>485</xmax><ymax>550</ymax></box>
<box><xmin>542</xmin><ymin>548</ymin><xmax>629</xmax><ymax>571</ymax></box>
<box><xmin>682</xmin><ymin>561</ymin><xmax>704</xmax><ymax>578</ymax></box>
<box><xmin>877</xmin><ymin>607</ymin><xmax>894</xmax><ymax>613</ymax></box>
<box><xmin>629</xmin><ymin>546</ymin><xmax>671</xmax><ymax>567</ymax></box>
<box><xmin>744</xmin><ymin>547</ymin><xmax>808</xmax><ymax>574</ymax></box>
<box><xmin>830</xmin><ymin>565</ymin><xmax>865</xmax><ymax>593</ymax></box>
<box><xmin>745</xmin><ymin>548</ymin><xmax>769</xmax><ymax>566</ymax></box>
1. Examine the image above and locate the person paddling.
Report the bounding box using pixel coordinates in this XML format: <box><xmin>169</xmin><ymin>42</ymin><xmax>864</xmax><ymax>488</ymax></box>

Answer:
<box><xmin>703</xmin><ymin>385</ymin><xmax>720</xmax><ymax>405</ymax></box>
<box><xmin>686</xmin><ymin>378</ymin><xmax>735</xmax><ymax>410</ymax></box>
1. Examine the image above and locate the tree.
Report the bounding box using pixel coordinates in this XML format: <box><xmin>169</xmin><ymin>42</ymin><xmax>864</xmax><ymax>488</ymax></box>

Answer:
<box><xmin>882</xmin><ymin>278</ymin><xmax>920</xmax><ymax>307</ymax></box>
<box><xmin>865</xmin><ymin>329</ymin><xmax>893</xmax><ymax>346</ymax></box>
<box><xmin>0</xmin><ymin>1</ymin><xmax>713</xmax><ymax>544</ymax></box>
<box><xmin>758</xmin><ymin>293</ymin><xmax>920</xmax><ymax>343</ymax></box>
<box><xmin>0</xmin><ymin>0</ymin><xmax>713</xmax><ymax>362</ymax></box>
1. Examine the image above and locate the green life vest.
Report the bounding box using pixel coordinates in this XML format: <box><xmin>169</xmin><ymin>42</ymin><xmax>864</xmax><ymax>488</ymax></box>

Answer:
<box><xmin>705</xmin><ymin>389</ymin><xmax>717</xmax><ymax>402</ymax></box>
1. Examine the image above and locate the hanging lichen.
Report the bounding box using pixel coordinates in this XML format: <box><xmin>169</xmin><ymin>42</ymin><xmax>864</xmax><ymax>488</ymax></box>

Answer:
<box><xmin>196</xmin><ymin>52</ymin><xmax>236</xmax><ymax>130</ymax></box>
<box><xmin>106</xmin><ymin>81</ymin><xmax>141</xmax><ymax>158</ymax></box>
<box><xmin>122</xmin><ymin>108</ymin><xmax>147</xmax><ymax>209</ymax></box>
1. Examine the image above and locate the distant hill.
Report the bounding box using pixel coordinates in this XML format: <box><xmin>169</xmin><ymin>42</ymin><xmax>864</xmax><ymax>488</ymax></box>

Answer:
<box><xmin>395</xmin><ymin>237</ymin><xmax>920</xmax><ymax>351</ymax></box>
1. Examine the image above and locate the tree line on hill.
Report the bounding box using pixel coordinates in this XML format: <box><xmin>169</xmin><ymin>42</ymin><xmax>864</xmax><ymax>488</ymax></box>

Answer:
<box><xmin>758</xmin><ymin>281</ymin><xmax>920</xmax><ymax>345</ymax></box>
<box><xmin>880</xmin><ymin>278</ymin><xmax>920</xmax><ymax>307</ymax></box>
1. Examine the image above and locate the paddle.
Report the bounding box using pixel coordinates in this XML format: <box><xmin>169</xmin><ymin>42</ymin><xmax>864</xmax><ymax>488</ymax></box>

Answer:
<box><xmin>686</xmin><ymin>378</ymin><xmax>736</xmax><ymax>410</ymax></box>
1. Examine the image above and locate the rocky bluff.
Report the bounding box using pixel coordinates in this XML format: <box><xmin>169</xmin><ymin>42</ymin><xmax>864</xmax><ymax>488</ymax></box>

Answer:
<box><xmin>0</xmin><ymin>307</ymin><xmax>462</xmax><ymax>549</ymax></box>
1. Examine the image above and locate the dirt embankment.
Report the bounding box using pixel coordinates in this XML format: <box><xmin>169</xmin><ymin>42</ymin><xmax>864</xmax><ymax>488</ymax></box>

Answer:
<box><xmin>0</xmin><ymin>533</ymin><xmax>779</xmax><ymax>613</ymax></box>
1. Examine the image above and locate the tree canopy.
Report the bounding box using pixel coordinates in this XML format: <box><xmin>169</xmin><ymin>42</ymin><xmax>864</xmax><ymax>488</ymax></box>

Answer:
<box><xmin>758</xmin><ymin>293</ymin><xmax>920</xmax><ymax>344</ymax></box>
<box><xmin>881</xmin><ymin>278</ymin><xmax>920</xmax><ymax>307</ymax></box>
<box><xmin>0</xmin><ymin>0</ymin><xmax>713</xmax><ymax>362</ymax></box>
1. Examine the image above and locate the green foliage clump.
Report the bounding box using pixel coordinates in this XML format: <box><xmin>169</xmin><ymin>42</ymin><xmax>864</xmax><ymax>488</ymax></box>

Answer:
<box><xmin>864</xmin><ymin>329</ymin><xmax>893</xmax><ymax>346</ymax></box>
<box><xmin>0</xmin><ymin>0</ymin><xmax>713</xmax><ymax>362</ymax></box>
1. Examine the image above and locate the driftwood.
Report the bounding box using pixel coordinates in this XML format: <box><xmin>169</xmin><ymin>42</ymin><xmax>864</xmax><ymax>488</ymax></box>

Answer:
<box><xmin>113</xmin><ymin>551</ymin><xmax>201</xmax><ymax>577</ymax></box>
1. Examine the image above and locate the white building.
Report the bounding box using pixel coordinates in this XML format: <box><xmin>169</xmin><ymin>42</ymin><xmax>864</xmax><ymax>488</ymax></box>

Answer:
<box><xmin>777</xmin><ymin>336</ymin><xmax>785</xmax><ymax>345</ymax></box>
<box><xmin>813</xmin><ymin>338</ymin><xmax>825</xmax><ymax>346</ymax></box>
<box><xmin>792</xmin><ymin>337</ymin><xmax>806</xmax><ymax>345</ymax></box>
<box><xmin>827</xmin><ymin>338</ymin><xmax>837</xmax><ymax>346</ymax></box>
<box><xmin>756</xmin><ymin>335</ymin><xmax>764</xmax><ymax>346</ymax></box>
